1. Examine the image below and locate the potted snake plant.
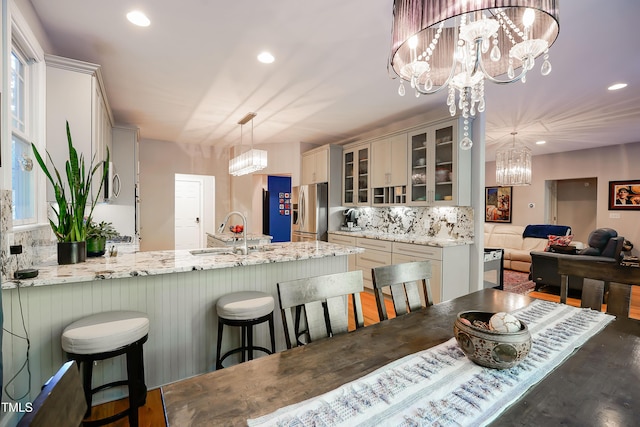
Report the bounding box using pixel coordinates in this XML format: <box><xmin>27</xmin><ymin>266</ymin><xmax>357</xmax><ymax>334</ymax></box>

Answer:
<box><xmin>32</xmin><ymin>121</ymin><xmax>109</xmax><ymax>264</ymax></box>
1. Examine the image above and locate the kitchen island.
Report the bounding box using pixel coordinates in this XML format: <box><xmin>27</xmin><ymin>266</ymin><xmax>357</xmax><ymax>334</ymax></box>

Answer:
<box><xmin>1</xmin><ymin>241</ymin><xmax>362</xmax><ymax>406</ymax></box>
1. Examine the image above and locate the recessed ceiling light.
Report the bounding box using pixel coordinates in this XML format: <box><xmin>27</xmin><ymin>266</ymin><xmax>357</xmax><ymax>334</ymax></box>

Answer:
<box><xmin>608</xmin><ymin>83</ymin><xmax>628</xmax><ymax>91</ymax></box>
<box><xmin>127</xmin><ymin>11</ymin><xmax>150</xmax><ymax>27</ymax></box>
<box><xmin>257</xmin><ymin>52</ymin><xmax>275</xmax><ymax>64</ymax></box>
<box><xmin>535</xmin><ymin>140</ymin><xmax>546</xmax><ymax>145</ymax></box>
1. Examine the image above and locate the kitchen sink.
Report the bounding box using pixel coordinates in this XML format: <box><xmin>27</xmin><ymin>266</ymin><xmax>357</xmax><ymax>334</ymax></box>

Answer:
<box><xmin>189</xmin><ymin>245</ymin><xmax>275</xmax><ymax>256</ymax></box>
<box><xmin>189</xmin><ymin>248</ymin><xmax>236</xmax><ymax>256</ymax></box>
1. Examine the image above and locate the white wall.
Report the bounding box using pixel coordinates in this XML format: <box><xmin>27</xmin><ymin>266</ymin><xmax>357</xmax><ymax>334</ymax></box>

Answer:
<box><xmin>485</xmin><ymin>141</ymin><xmax>640</xmax><ymax>257</ymax></box>
<box><xmin>139</xmin><ymin>139</ymin><xmax>229</xmax><ymax>251</ymax></box>
<box><xmin>140</xmin><ymin>140</ymin><xmax>302</xmax><ymax>251</ymax></box>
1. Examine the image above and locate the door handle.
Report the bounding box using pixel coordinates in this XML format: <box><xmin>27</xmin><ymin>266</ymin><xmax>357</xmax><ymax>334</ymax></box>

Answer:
<box><xmin>300</xmin><ymin>192</ymin><xmax>305</xmax><ymax>228</ymax></box>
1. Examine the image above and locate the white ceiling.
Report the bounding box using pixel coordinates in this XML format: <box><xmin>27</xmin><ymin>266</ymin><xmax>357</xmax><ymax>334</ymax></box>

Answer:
<box><xmin>29</xmin><ymin>0</ymin><xmax>640</xmax><ymax>160</ymax></box>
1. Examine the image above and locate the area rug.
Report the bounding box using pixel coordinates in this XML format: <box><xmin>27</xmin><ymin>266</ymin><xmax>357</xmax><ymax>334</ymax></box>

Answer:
<box><xmin>503</xmin><ymin>269</ymin><xmax>536</xmax><ymax>295</ymax></box>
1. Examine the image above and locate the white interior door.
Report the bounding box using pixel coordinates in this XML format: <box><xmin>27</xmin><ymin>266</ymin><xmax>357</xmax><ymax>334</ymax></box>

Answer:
<box><xmin>175</xmin><ymin>177</ymin><xmax>204</xmax><ymax>249</ymax></box>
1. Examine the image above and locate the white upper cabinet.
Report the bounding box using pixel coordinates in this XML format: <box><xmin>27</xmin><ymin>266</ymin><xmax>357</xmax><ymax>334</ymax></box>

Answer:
<box><xmin>45</xmin><ymin>54</ymin><xmax>113</xmax><ymax>202</ymax></box>
<box><xmin>342</xmin><ymin>142</ymin><xmax>370</xmax><ymax>206</ymax></box>
<box><xmin>407</xmin><ymin>118</ymin><xmax>471</xmax><ymax>206</ymax></box>
<box><xmin>301</xmin><ymin>146</ymin><xmax>329</xmax><ymax>184</ymax></box>
<box><xmin>371</xmin><ymin>133</ymin><xmax>408</xmax><ymax>205</ymax></box>
<box><xmin>371</xmin><ymin>133</ymin><xmax>407</xmax><ymax>187</ymax></box>
<box><xmin>341</xmin><ymin>118</ymin><xmax>470</xmax><ymax>207</ymax></box>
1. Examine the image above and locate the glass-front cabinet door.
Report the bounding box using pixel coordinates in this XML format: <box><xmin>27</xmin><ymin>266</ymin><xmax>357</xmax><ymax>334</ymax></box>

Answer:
<box><xmin>408</xmin><ymin>118</ymin><xmax>470</xmax><ymax>206</ymax></box>
<box><xmin>409</xmin><ymin>129</ymin><xmax>428</xmax><ymax>203</ymax></box>
<box><xmin>433</xmin><ymin>124</ymin><xmax>454</xmax><ymax>204</ymax></box>
<box><xmin>343</xmin><ymin>149</ymin><xmax>355</xmax><ymax>204</ymax></box>
<box><xmin>343</xmin><ymin>143</ymin><xmax>370</xmax><ymax>206</ymax></box>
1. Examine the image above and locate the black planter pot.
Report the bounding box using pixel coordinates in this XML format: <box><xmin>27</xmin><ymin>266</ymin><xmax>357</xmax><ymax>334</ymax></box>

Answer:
<box><xmin>87</xmin><ymin>237</ymin><xmax>107</xmax><ymax>257</ymax></box>
<box><xmin>57</xmin><ymin>241</ymin><xmax>86</xmax><ymax>265</ymax></box>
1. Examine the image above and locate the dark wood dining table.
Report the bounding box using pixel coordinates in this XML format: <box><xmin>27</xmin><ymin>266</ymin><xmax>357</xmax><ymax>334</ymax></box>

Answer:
<box><xmin>161</xmin><ymin>289</ymin><xmax>640</xmax><ymax>426</ymax></box>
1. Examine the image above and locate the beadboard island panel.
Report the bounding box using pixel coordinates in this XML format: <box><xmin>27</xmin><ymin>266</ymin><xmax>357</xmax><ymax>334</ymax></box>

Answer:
<box><xmin>1</xmin><ymin>242</ymin><xmax>358</xmax><ymax>408</ymax></box>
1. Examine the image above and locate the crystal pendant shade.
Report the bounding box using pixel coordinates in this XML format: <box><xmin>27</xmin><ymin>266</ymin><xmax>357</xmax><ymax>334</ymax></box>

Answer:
<box><xmin>389</xmin><ymin>0</ymin><xmax>559</xmax><ymax>150</ymax></box>
<box><xmin>228</xmin><ymin>112</ymin><xmax>267</xmax><ymax>176</ymax></box>
<box><xmin>229</xmin><ymin>148</ymin><xmax>268</xmax><ymax>176</ymax></box>
<box><xmin>495</xmin><ymin>133</ymin><xmax>532</xmax><ymax>186</ymax></box>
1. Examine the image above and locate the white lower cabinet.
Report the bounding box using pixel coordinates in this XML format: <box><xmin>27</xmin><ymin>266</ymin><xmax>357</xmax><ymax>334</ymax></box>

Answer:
<box><xmin>328</xmin><ymin>234</ymin><xmax>357</xmax><ymax>272</ymax></box>
<box><xmin>392</xmin><ymin>242</ymin><xmax>469</xmax><ymax>304</ymax></box>
<box><xmin>391</xmin><ymin>252</ymin><xmax>443</xmax><ymax>305</ymax></box>
<box><xmin>355</xmin><ymin>238</ymin><xmax>393</xmax><ymax>289</ymax></box>
<box><xmin>328</xmin><ymin>234</ymin><xmax>470</xmax><ymax>304</ymax></box>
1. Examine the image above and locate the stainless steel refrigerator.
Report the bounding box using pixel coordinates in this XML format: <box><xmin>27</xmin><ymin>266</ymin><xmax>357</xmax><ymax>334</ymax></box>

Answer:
<box><xmin>291</xmin><ymin>183</ymin><xmax>328</xmax><ymax>242</ymax></box>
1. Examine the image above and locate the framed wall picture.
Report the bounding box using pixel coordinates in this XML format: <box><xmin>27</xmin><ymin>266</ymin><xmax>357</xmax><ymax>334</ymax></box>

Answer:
<box><xmin>485</xmin><ymin>186</ymin><xmax>512</xmax><ymax>223</ymax></box>
<box><xmin>608</xmin><ymin>180</ymin><xmax>640</xmax><ymax>210</ymax></box>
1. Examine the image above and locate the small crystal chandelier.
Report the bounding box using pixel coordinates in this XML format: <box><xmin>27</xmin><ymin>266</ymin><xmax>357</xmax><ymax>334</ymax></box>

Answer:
<box><xmin>389</xmin><ymin>1</ymin><xmax>559</xmax><ymax>150</ymax></box>
<box><xmin>229</xmin><ymin>112</ymin><xmax>268</xmax><ymax>176</ymax></box>
<box><xmin>495</xmin><ymin>132</ymin><xmax>532</xmax><ymax>186</ymax></box>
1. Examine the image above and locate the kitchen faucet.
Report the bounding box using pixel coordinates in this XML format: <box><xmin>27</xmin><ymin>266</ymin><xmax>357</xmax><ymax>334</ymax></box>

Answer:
<box><xmin>218</xmin><ymin>211</ymin><xmax>248</xmax><ymax>255</ymax></box>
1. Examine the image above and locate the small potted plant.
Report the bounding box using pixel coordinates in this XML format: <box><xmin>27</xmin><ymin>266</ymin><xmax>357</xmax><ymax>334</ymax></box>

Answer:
<box><xmin>31</xmin><ymin>121</ymin><xmax>109</xmax><ymax>264</ymax></box>
<box><xmin>86</xmin><ymin>221</ymin><xmax>119</xmax><ymax>257</ymax></box>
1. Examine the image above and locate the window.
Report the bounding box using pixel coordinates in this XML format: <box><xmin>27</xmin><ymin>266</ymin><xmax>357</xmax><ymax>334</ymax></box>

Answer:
<box><xmin>11</xmin><ymin>48</ymin><xmax>37</xmax><ymax>224</ymax></box>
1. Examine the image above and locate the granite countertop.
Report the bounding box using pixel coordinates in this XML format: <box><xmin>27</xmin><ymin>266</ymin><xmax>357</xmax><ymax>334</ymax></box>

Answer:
<box><xmin>329</xmin><ymin>230</ymin><xmax>473</xmax><ymax>247</ymax></box>
<box><xmin>2</xmin><ymin>241</ymin><xmax>363</xmax><ymax>290</ymax></box>
<box><xmin>206</xmin><ymin>232</ymin><xmax>273</xmax><ymax>243</ymax></box>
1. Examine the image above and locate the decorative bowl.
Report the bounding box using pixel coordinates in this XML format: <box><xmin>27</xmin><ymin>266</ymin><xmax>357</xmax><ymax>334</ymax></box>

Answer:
<box><xmin>453</xmin><ymin>311</ymin><xmax>531</xmax><ymax>369</ymax></box>
<box><xmin>435</xmin><ymin>169</ymin><xmax>449</xmax><ymax>183</ymax></box>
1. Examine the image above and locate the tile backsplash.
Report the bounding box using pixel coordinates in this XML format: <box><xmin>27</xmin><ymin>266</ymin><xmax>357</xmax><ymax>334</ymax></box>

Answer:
<box><xmin>1</xmin><ymin>189</ymin><xmax>55</xmax><ymax>282</ymax></box>
<box><xmin>352</xmin><ymin>206</ymin><xmax>474</xmax><ymax>240</ymax></box>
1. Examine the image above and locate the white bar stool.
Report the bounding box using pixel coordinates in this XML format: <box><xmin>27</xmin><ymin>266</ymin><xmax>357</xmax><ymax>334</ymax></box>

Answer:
<box><xmin>61</xmin><ymin>311</ymin><xmax>149</xmax><ymax>427</ymax></box>
<box><xmin>216</xmin><ymin>291</ymin><xmax>276</xmax><ymax>369</ymax></box>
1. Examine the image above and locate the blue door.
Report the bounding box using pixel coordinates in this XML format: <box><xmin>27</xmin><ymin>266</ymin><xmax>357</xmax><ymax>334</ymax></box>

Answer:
<box><xmin>267</xmin><ymin>176</ymin><xmax>292</xmax><ymax>242</ymax></box>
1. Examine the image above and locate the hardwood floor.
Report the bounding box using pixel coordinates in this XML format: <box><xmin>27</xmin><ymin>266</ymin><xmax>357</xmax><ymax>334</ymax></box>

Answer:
<box><xmin>349</xmin><ymin>289</ymin><xmax>396</xmax><ymax>330</ymax></box>
<box><xmin>84</xmin><ymin>388</ymin><xmax>166</xmax><ymax>427</ymax></box>
<box><xmin>91</xmin><ymin>287</ymin><xmax>639</xmax><ymax>426</ymax></box>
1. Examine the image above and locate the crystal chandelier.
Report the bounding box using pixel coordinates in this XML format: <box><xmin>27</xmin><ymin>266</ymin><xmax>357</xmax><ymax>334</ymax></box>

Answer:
<box><xmin>495</xmin><ymin>132</ymin><xmax>531</xmax><ymax>186</ymax></box>
<box><xmin>229</xmin><ymin>112</ymin><xmax>268</xmax><ymax>176</ymax></box>
<box><xmin>389</xmin><ymin>1</ymin><xmax>559</xmax><ymax>150</ymax></box>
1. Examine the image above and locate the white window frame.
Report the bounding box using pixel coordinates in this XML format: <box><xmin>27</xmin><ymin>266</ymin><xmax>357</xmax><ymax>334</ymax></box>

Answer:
<box><xmin>6</xmin><ymin>1</ymin><xmax>46</xmax><ymax>228</ymax></box>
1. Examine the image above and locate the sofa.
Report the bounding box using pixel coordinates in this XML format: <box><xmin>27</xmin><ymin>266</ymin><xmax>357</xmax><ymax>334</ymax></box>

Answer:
<box><xmin>484</xmin><ymin>223</ymin><xmax>576</xmax><ymax>273</ymax></box>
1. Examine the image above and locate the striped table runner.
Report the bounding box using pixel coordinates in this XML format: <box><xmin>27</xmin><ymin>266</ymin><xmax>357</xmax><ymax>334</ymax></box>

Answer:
<box><xmin>248</xmin><ymin>300</ymin><xmax>614</xmax><ymax>427</ymax></box>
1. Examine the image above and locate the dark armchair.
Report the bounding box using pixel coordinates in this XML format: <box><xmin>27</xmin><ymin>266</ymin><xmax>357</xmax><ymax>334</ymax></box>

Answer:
<box><xmin>531</xmin><ymin>228</ymin><xmax>625</xmax><ymax>291</ymax></box>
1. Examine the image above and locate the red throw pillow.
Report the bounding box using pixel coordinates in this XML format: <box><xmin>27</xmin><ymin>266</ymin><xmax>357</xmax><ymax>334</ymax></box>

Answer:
<box><xmin>545</xmin><ymin>234</ymin><xmax>574</xmax><ymax>251</ymax></box>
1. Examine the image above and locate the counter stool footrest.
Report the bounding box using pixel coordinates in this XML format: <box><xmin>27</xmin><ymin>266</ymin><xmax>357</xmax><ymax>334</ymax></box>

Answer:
<box><xmin>217</xmin><ymin>345</ymin><xmax>274</xmax><ymax>369</ymax></box>
<box><xmin>67</xmin><ymin>335</ymin><xmax>148</xmax><ymax>427</ymax></box>
<box><xmin>216</xmin><ymin>309</ymin><xmax>275</xmax><ymax>370</ymax></box>
<box><xmin>92</xmin><ymin>379</ymin><xmax>128</xmax><ymax>395</ymax></box>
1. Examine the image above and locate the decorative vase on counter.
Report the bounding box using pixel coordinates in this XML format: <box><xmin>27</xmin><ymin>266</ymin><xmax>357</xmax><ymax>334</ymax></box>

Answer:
<box><xmin>57</xmin><ymin>241</ymin><xmax>86</xmax><ymax>265</ymax></box>
<box><xmin>86</xmin><ymin>237</ymin><xmax>107</xmax><ymax>257</ymax></box>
